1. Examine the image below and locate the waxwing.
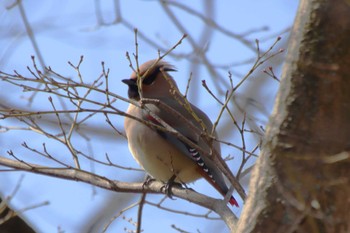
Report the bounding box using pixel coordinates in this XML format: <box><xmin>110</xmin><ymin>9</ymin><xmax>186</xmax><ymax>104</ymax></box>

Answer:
<box><xmin>123</xmin><ymin>59</ymin><xmax>238</xmax><ymax>206</ymax></box>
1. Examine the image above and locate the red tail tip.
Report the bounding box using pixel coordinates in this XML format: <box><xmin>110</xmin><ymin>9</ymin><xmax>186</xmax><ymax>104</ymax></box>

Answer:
<box><xmin>229</xmin><ymin>196</ymin><xmax>239</xmax><ymax>207</ymax></box>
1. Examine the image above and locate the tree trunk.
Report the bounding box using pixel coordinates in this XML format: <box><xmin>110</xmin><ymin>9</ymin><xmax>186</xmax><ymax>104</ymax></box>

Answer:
<box><xmin>237</xmin><ymin>0</ymin><xmax>350</xmax><ymax>232</ymax></box>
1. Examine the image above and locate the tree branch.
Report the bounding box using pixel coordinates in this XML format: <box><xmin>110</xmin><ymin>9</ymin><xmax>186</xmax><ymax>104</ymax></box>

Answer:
<box><xmin>0</xmin><ymin>156</ymin><xmax>238</xmax><ymax>231</ymax></box>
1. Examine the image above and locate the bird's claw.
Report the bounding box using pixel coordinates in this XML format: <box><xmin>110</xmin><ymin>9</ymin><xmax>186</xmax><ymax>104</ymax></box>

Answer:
<box><xmin>142</xmin><ymin>175</ymin><xmax>156</xmax><ymax>189</ymax></box>
<box><xmin>161</xmin><ymin>175</ymin><xmax>183</xmax><ymax>199</ymax></box>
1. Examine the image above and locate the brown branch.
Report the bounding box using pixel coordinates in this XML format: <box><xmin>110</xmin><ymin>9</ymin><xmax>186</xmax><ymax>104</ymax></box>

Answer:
<box><xmin>136</xmin><ymin>192</ymin><xmax>147</xmax><ymax>233</ymax></box>
<box><xmin>0</xmin><ymin>156</ymin><xmax>238</xmax><ymax>230</ymax></box>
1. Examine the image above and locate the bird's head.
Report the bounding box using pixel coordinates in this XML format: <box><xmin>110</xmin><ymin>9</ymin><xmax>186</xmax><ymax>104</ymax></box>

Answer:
<box><xmin>122</xmin><ymin>59</ymin><xmax>177</xmax><ymax>100</ymax></box>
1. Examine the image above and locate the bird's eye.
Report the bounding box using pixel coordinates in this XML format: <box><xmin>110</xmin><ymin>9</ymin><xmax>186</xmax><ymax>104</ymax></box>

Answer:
<box><xmin>142</xmin><ymin>69</ymin><xmax>159</xmax><ymax>85</ymax></box>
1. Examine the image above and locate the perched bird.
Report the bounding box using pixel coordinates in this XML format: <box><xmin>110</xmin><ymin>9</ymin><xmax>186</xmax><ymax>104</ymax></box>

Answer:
<box><xmin>123</xmin><ymin>59</ymin><xmax>238</xmax><ymax>206</ymax></box>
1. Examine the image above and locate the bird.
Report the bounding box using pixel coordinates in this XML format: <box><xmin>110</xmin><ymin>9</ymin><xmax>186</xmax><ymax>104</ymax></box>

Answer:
<box><xmin>122</xmin><ymin>59</ymin><xmax>238</xmax><ymax>207</ymax></box>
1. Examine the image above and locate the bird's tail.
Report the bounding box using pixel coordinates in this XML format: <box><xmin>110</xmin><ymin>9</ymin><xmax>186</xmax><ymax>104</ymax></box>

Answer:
<box><xmin>196</xmin><ymin>167</ymin><xmax>239</xmax><ymax>207</ymax></box>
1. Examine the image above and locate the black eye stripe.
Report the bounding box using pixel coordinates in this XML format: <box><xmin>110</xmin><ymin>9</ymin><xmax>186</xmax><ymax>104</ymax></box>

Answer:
<box><xmin>142</xmin><ymin>68</ymin><xmax>160</xmax><ymax>85</ymax></box>
<box><xmin>143</xmin><ymin>67</ymin><xmax>176</xmax><ymax>85</ymax></box>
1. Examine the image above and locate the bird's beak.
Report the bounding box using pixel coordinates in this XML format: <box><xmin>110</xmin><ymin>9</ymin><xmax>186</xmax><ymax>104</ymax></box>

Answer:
<box><xmin>122</xmin><ymin>79</ymin><xmax>136</xmax><ymax>86</ymax></box>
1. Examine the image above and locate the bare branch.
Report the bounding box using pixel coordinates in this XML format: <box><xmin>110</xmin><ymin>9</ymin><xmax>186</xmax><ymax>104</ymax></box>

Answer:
<box><xmin>0</xmin><ymin>156</ymin><xmax>238</xmax><ymax>230</ymax></box>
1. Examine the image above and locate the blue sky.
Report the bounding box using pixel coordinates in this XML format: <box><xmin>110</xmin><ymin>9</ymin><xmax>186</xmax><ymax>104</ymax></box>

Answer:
<box><xmin>0</xmin><ymin>1</ymin><xmax>298</xmax><ymax>232</ymax></box>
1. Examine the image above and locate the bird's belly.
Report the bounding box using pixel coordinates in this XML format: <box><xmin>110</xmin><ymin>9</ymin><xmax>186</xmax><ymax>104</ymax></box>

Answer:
<box><xmin>127</xmin><ymin>126</ymin><xmax>200</xmax><ymax>183</ymax></box>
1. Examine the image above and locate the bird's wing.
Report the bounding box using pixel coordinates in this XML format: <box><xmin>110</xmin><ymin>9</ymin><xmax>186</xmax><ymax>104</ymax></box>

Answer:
<box><xmin>143</xmin><ymin>100</ymin><xmax>238</xmax><ymax>206</ymax></box>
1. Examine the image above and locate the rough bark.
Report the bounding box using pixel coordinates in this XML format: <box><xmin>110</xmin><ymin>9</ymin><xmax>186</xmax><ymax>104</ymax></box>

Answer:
<box><xmin>237</xmin><ymin>0</ymin><xmax>350</xmax><ymax>232</ymax></box>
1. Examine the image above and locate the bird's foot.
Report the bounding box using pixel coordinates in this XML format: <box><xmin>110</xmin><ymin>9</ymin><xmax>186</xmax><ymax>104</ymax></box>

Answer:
<box><xmin>142</xmin><ymin>175</ymin><xmax>156</xmax><ymax>189</ymax></box>
<box><xmin>161</xmin><ymin>175</ymin><xmax>183</xmax><ymax>199</ymax></box>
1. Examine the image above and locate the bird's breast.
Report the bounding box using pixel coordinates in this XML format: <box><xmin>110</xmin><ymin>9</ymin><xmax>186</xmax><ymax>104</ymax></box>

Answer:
<box><xmin>124</xmin><ymin>106</ymin><xmax>201</xmax><ymax>183</ymax></box>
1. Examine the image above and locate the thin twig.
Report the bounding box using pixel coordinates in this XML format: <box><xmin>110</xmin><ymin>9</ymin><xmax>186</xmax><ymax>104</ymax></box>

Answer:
<box><xmin>136</xmin><ymin>192</ymin><xmax>147</xmax><ymax>233</ymax></box>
